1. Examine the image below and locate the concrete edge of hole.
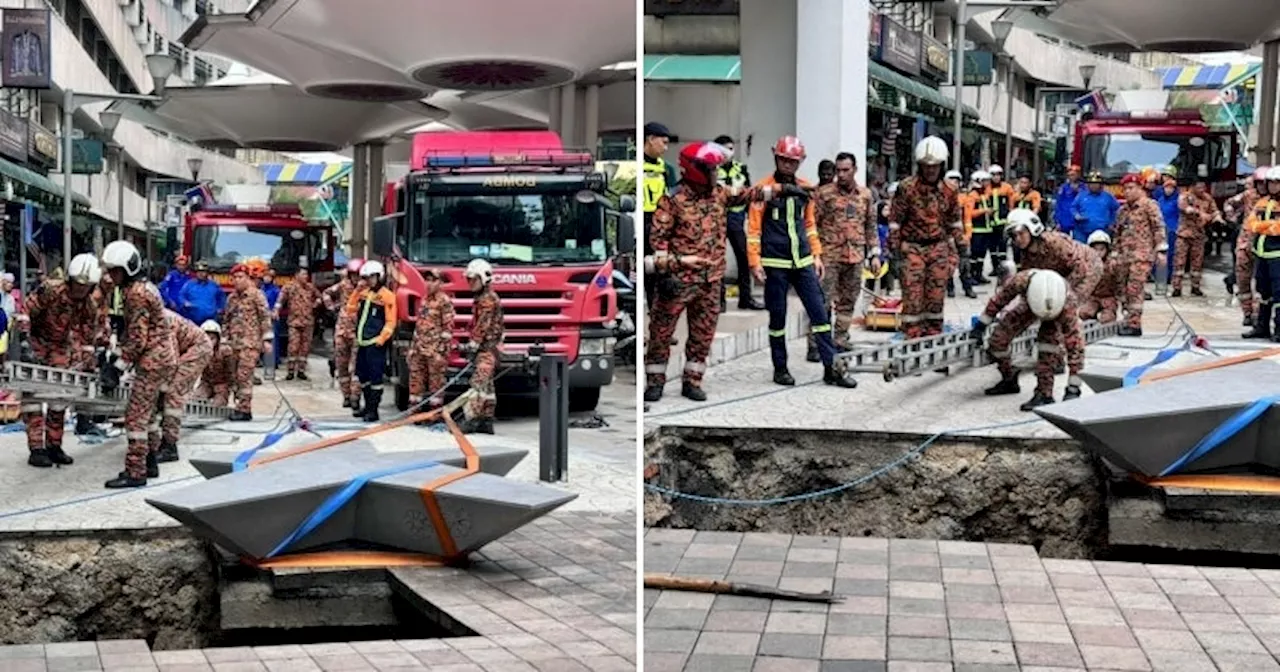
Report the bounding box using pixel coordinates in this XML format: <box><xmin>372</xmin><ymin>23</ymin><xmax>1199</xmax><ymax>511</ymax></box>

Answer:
<box><xmin>644</xmin><ymin>425</ymin><xmax>1108</xmax><ymax>559</ymax></box>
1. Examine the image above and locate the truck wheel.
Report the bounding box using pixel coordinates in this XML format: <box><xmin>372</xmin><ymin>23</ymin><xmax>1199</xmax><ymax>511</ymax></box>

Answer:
<box><xmin>568</xmin><ymin>387</ymin><xmax>601</xmax><ymax>413</ymax></box>
<box><xmin>395</xmin><ymin>384</ymin><xmax>410</xmax><ymax>412</ymax></box>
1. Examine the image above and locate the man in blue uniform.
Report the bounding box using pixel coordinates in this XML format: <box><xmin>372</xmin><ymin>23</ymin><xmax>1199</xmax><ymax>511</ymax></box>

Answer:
<box><xmin>1069</xmin><ymin>171</ymin><xmax>1119</xmax><ymax>243</ymax></box>
<box><xmin>1054</xmin><ymin>165</ymin><xmax>1083</xmax><ymax>232</ymax></box>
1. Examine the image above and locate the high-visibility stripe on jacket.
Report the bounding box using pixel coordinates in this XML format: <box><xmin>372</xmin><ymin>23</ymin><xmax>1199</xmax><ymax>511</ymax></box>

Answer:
<box><xmin>746</xmin><ymin>176</ymin><xmax>822</xmax><ymax>270</ymax></box>
<box><xmin>643</xmin><ymin>158</ymin><xmax>667</xmax><ymax>214</ymax></box>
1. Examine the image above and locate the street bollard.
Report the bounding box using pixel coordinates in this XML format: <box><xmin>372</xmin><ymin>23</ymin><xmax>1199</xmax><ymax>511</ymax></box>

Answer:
<box><xmin>538</xmin><ymin>354</ymin><xmax>569</xmax><ymax>482</ymax></box>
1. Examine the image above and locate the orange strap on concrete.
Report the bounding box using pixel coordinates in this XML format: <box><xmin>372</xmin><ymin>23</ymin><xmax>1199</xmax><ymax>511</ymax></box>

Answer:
<box><xmin>249</xmin><ymin>406</ymin><xmax>446</xmax><ymax>469</ymax></box>
<box><xmin>1141</xmin><ymin>473</ymin><xmax>1280</xmax><ymax>495</ymax></box>
<box><xmin>250</xmin><ymin>550</ymin><xmax>446</xmax><ymax>570</ymax></box>
<box><xmin>1139</xmin><ymin>347</ymin><xmax>1280</xmax><ymax>385</ymax></box>
<box><xmin>417</xmin><ymin>413</ymin><xmax>480</xmax><ymax>559</ymax></box>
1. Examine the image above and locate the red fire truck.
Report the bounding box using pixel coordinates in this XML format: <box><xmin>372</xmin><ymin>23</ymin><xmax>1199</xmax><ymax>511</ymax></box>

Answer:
<box><xmin>371</xmin><ymin>130</ymin><xmax>635</xmax><ymax>412</ymax></box>
<box><xmin>181</xmin><ymin>203</ymin><xmax>338</xmax><ymax>289</ymax></box>
<box><xmin>1074</xmin><ymin>109</ymin><xmax>1240</xmax><ymax>202</ymax></box>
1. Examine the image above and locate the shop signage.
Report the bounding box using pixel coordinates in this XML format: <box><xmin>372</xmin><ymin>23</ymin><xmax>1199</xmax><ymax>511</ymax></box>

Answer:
<box><xmin>920</xmin><ymin>34</ymin><xmax>950</xmax><ymax>81</ymax></box>
<box><xmin>0</xmin><ymin>108</ymin><xmax>29</xmax><ymax>163</ymax></box>
<box><xmin>876</xmin><ymin>16</ymin><xmax>921</xmax><ymax>76</ymax></box>
<box><xmin>644</xmin><ymin>0</ymin><xmax>736</xmax><ymax>16</ymax></box>
<box><xmin>27</xmin><ymin>121</ymin><xmax>55</xmax><ymax>167</ymax></box>
<box><xmin>963</xmin><ymin>50</ymin><xmax>996</xmax><ymax>85</ymax></box>
<box><xmin>869</xmin><ymin>12</ymin><xmax>881</xmax><ymax>57</ymax></box>
<box><xmin>3</xmin><ymin>8</ymin><xmax>52</xmax><ymax>90</ymax></box>
<box><xmin>71</xmin><ymin>138</ymin><xmax>104</xmax><ymax>174</ymax></box>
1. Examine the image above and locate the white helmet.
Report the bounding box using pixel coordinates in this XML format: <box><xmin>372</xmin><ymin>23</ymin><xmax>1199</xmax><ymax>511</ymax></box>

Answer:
<box><xmin>973</xmin><ymin>170</ymin><xmax>992</xmax><ymax>182</ymax></box>
<box><xmin>1027</xmin><ymin>270</ymin><xmax>1069</xmax><ymax>320</ymax></box>
<box><xmin>360</xmin><ymin>260</ymin><xmax>385</xmax><ymax>278</ymax></box>
<box><xmin>101</xmin><ymin>240</ymin><xmax>143</xmax><ymax>277</ymax></box>
<box><xmin>1087</xmin><ymin>231</ymin><xmax>1112</xmax><ymax>247</ymax></box>
<box><xmin>989</xmin><ymin>164</ymin><xmax>1004</xmax><ymax>175</ymax></box>
<box><xmin>1267</xmin><ymin>166</ymin><xmax>1280</xmax><ymax>182</ymax></box>
<box><xmin>201</xmin><ymin>320</ymin><xmax>221</xmax><ymax>334</ymax></box>
<box><xmin>465</xmin><ymin>258</ymin><xmax>494</xmax><ymax>284</ymax></box>
<box><xmin>68</xmin><ymin>253</ymin><xmax>101</xmax><ymax>285</ymax></box>
<box><xmin>1005</xmin><ymin>208</ymin><xmax>1046</xmax><ymax>238</ymax></box>
<box><xmin>913</xmin><ymin>136</ymin><xmax>949</xmax><ymax>166</ymax></box>
<box><xmin>944</xmin><ymin>170</ymin><xmax>962</xmax><ymax>181</ymax></box>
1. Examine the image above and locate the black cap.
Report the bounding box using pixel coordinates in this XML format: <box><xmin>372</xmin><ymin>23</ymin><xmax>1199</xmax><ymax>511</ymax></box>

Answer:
<box><xmin>644</xmin><ymin>122</ymin><xmax>675</xmax><ymax>141</ymax></box>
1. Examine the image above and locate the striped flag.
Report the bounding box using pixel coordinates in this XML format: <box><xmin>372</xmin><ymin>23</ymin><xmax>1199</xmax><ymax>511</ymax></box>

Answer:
<box><xmin>1074</xmin><ymin>90</ymin><xmax>1109</xmax><ymax>113</ymax></box>
<box><xmin>184</xmin><ymin>184</ymin><xmax>216</xmax><ymax>208</ymax></box>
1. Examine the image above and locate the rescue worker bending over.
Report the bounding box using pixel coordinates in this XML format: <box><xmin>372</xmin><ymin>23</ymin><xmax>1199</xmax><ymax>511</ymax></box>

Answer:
<box><xmin>18</xmin><ymin>253</ymin><xmax>102</xmax><ymax>468</ymax></box>
<box><xmin>1079</xmin><ymin>231</ymin><xmax>1126</xmax><ymax>324</ymax></box>
<box><xmin>747</xmin><ymin>136</ymin><xmax>857</xmax><ymax>388</ymax></box>
<box><xmin>1243</xmin><ymin>167</ymin><xmax>1280</xmax><ymax>341</ymax></box>
<box><xmin>196</xmin><ymin>321</ymin><xmax>235</xmax><ymax>406</ymax></box>
<box><xmin>1006</xmin><ymin>209</ymin><xmax>1104</xmax><ymax>303</ymax></box>
<box><xmin>155</xmin><ymin>310</ymin><xmax>214</xmax><ymax>464</ymax></box>
<box><xmin>644</xmin><ymin>141</ymin><xmax>751</xmax><ymax>402</ymax></box>
<box><xmin>407</xmin><ymin>268</ymin><xmax>455</xmax><ymax>413</ymax></box>
<box><xmin>348</xmin><ymin>260</ymin><xmax>397</xmax><ymax>422</ymax></box>
<box><xmin>971</xmin><ymin>269</ymin><xmax>1085</xmax><ymax>412</ymax></box>
<box><xmin>99</xmin><ymin>241</ymin><xmax>177</xmax><ymax>489</ymax></box>
<box><xmin>460</xmin><ymin>259</ymin><xmax>503</xmax><ymax>434</ymax></box>
<box><xmin>1112</xmin><ymin>174</ymin><xmax>1169</xmax><ymax>337</ymax></box>
<box><xmin>888</xmin><ymin>136</ymin><xmax>968</xmax><ymax>339</ymax></box>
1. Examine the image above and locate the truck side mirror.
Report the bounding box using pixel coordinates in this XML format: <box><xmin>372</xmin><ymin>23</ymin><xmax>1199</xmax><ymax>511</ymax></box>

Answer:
<box><xmin>616</xmin><ymin>214</ymin><xmax>636</xmax><ymax>255</ymax></box>
<box><xmin>371</xmin><ymin>214</ymin><xmax>398</xmax><ymax>257</ymax></box>
<box><xmin>618</xmin><ymin>194</ymin><xmax>636</xmax><ymax>212</ymax></box>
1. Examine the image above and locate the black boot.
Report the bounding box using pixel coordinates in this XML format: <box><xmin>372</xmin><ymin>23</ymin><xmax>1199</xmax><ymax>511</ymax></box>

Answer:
<box><xmin>46</xmin><ymin>445</ymin><xmax>73</xmax><ymax>466</ymax></box>
<box><xmin>27</xmin><ymin>449</ymin><xmax>52</xmax><ymax>468</ymax></box>
<box><xmin>341</xmin><ymin>396</ymin><xmax>352</xmax><ymax>408</ymax></box>
<box><xmin>104</xmin><ymin>473</ymin><xmax>147</xmax><ymax>489</ymax></box>
<box><xmin>946</xmin><ymin>283</ymin><xmax>956</xmax><ymax>298</ymax></box>
<box><xmin>964</xmin><ymin>285</ymin><xmax>978</xmax><ymax>299</ymax></box>
<box><xmin>1191</xmin><ymin>287</ymin><xmax>1204</xmax><ymax>297</ymax></box>
<box><xmin>362</xmin><ymin>389</ymin><xmax>382</xmax><ymax>422</ymax></box>
<box><xmin>1063</xmin><ymin>385</ymin><xmax>1082</xmax><ymax>401</ymax></box>
<box><xmin>1171</xmin><ymin>288</ymin><xmax>1182</xmax><ymax>298</ymax></box>
<box><xmin>1020</xmin><ymin>393</ymin><xmax>1056</xmax><ymax>411</ymax></box>
<box><xmin>156</xmin><ymin>441</ymin><xmax>179</xmax><ymax>463</ymax></box>
<box><xmin>229</xmin><ymin>410</ymin><xmax>253</xmax><ymax>422</ymax></box>
<box><xmin>297</xmin><ymin>371</ymin><xmax>309</xmax><ymax>381</ymax></box>
<box><xmin>351</xmin><ymin>392</ymin><xmax>365</xmax><ymax>417</ymax></box>
<box><xmin>773</xmin><ymin>368</ymin><xmax>795</xmax><ymax>386</ymax></box>
<box><xmin>285</xmin><ymin>371</ymin><xmax>296</xmax><ymax>381</ymax></box>
<box><xmin>145</xmin><ymin>452</ymin><xmax>159</xmax><ymax>478</ymax></box>
<box><xmin>74</xmin><ymin>414</ymin><xmax>95</xmax><ymax>436</ymax></box>
<box><xmin>1245</xmin><ymin>304</ymin><xmax>1272</xmax><ymax>339</ymax></box>
<box><xmin>739</xmin><ymin>297</ymin><xmax>765</xmax><ymax>310</ymax></box>
<box><xmin>459</xmin><ymin>416</ymin><xmax>495</xmax><ymax>434</ymax></box>
<box><xmin>1118</xmin><ymin>326</ymin><xmax>1143</xmax><ymax>337</ymax></box>
<box><xmin>681</xmin><ymin>383</ymin><xmax>707</xmax><ymax>402</ymax></box>
<box><xmin>1244</xmin><ymin>314</ymin><xmax>1255</xmax><ymax>328</ymax></box>
<box><xmin>824</xmin><ymin>365</ymin><xmax>858</xmax><ymax>388</ymax></box>
<box><xmin>643</xmin><ymin>385</ymin><xmax>663</xmax><ymax>403</ymax></box>
<box><xmin>984</xmin><ymin>372</ymin><xmax>1020</xmax><ymax>396</ymax></box>
<box><xmin>806</xmin><ymin>344</ymin><xmax>820</xmax><ymax>362</ymax></box>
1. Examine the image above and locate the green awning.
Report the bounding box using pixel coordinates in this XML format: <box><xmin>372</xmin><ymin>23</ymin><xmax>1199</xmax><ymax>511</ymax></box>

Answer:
<box><xmin>643</xmin><ymin>55</ymin><xmax>977</xmax><ymax>119</ymax></box>
<box><xmin>0</xmin><ymin>155</ymin><xmax>90</xmax><ymax>207</ymax></box>
<box><xmin>868</xmin><ymin>61</ymin><xmax>979</xmax><ymax>120</ymax></box>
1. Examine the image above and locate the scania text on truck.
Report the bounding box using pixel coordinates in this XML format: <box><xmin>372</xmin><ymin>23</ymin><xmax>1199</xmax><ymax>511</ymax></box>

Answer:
<box><xmin>371</xmin><ymin>130</ymin><xmax>635</xmax><ymax>413</ymax></box>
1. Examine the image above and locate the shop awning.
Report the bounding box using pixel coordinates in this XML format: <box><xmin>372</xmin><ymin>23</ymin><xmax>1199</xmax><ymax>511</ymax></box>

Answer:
<box><xmin>1157</xmin><ymin>63</ymin><xmax>1260</xmax><ymax>90</ymax></box>
<box><xmin>868</xmin><ymin>62</ymin><xmax>979</xmax><ymax>120</ymax></box>
<box><xmin>260</xmin><ymin>162</ymin><xmax>351</xmax><ymax>185</ymax></box>
<box><xmin>0</xmin><ymin>156</ymin><xmax>90</xmax><ymax>207</ymax></box>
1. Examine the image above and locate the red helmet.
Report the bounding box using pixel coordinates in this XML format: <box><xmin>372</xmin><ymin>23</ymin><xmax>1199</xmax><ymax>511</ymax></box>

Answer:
<box><xmin>678</xmin><ymin>142</ymin><xmax>730</xmax><ymax>187</ymax></box>
<box><xmin>1119</xmin><ymin>173</ymin><xmax>1144</xmax><ymax>187</ymax></box>
<box><xmin>773</xmin><ymin>136</ymin><xmax>806</xmax><ymax>161</ymax></box>
<box><xmin>345</xmin><ymin>258</ymin><xmax>364</xmax><ymax>274</ymax></box>
<box><xmin>230</xmin><ymin>263</ymin><xmax>249</xmax><ymax>276</ymax></box>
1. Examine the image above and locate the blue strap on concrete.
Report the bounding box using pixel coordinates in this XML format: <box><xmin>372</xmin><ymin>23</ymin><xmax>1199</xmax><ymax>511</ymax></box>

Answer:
<box><xmin>1122</xmin><ymin>347</ymin><xmax>1185</xmax><ymax>387</ymax></box>
<box><xmin>1158</xmin><ymin>395</ymin><xmax>1280</xmax><ymax>478</ymax></box>
<box><xmin>265</xmin><ymin>459</ymin><xmax>440</xmax><ymax>558</ymax></box>
<box><xmin>231</xmin><ymin>423</ymin><xmax>299</xmax><ymax>472</ymax></box>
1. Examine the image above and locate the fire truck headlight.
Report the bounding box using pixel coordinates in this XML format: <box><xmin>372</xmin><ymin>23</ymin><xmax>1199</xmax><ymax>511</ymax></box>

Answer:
<box><xmin>578</xmin><ymin>338</ymin><xmax>613</xmax><ymax>355</ymax></box>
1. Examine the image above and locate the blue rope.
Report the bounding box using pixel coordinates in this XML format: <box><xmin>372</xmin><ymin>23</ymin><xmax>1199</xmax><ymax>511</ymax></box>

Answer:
<box><xmin>1158</xmin><ymin>395</ymin><xmax>1280</xmax><ymax>478</ymax></box>
<box><xmin>645</xmin><ymin>418</ymin><xmax>1040</xmax><ymax>506</ymax></box>
<box><xmin>231</xmin><ymin>423</ymin><xmax>300</xmax><ymax>472</ymax></box>
<box><xmin>1122</xmin><ymin>346</ymin><xmax>1186</xmax><ymax>387</ymax></box>
<box><xmin>265</xmin><ymin>459</ymin><xmax>440</xmax><ymax>558</ymax></box>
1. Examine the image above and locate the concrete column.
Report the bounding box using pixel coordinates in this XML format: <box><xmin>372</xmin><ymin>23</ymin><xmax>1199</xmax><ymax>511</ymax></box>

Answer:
<box><xmin>741</xmin><ymin>0</ymin><xmax>869</xmax><ymax>184</ymax></box>
<box><xmin>349</xmin><ymin>143</ymin><xmax>368</xmax><ymax>259</ymax></box>
<box><xmin>559</xmin><ymin>84</ymin><xmax>577</xmax><ymax>144</ymax></box>
<box><xmin>548</xmin><ymin>85</ymin><xmax>562</xmax><ymax>132</ymax></box>
<box><xmin>1256</xmin><ymin>41</ymin><xmax>1278</xmax><ymax>166</ymax></box>
<box><xmin>584</xmin><ymin>84</ymin><xmax>600</xmax><ymax>154</ymax></box>
<box><xmin>368</xmin><ymin>142</ymin><xmax>386</xmax><ymax>245</ymax></box>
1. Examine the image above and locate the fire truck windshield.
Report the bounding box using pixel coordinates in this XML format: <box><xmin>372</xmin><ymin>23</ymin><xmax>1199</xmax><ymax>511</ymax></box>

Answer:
<box><xmin>404</xmin><ymin>191</ymin><xmax>605</xmax><ymax>266</ymax></box>
<box><xmin>1082</xmin><ymin>132</ymin><xmax>1231</xmax><ymax>180</ymax></box>
<box><xmin>191</xmin><ymin>224</ymin><xmax>322</xmax><ymax>274</ymax></box>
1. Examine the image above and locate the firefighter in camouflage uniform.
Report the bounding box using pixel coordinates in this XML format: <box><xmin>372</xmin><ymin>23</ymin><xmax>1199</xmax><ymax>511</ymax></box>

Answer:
<box><xmin>196</xmin><ymin>321</ymin><xmax>234</xmax><ymax>406</ymax></box>
<box><xmin>1113</xmin><ymin>173</ymin><xmax>1169</xmax><ymax>336</ymax></box>
<box><xmin>407</xmin><ymin>267</ymin><xmax>455</xmax><ymax>413</ymax></box>
<box><xmin>643</xmin><ymin>140</ymin><xmax>753</xmax><ymax>403</ymax></box>
<box><xmin>1079</xmin><ymin>231</ymin><xmax>1126</xmax><ymax>324</ymax></box>
<box><xmin>460</xmin><ymin>259</ymin><xmax>502</xmax><ymax>434</ymax></box>
<box><xmin>1171</xmin><ymin>180</ymin><xmax>1222</xmax><ymax>297</ymax></box>
<box><xmin>17</xmin><ymin>253</ymin><xmax>104</xmax><ymax>468</ymax></box>
<box><xmin>223</xmin><ymin>264</ymin><xmax>274</xmax><ymax>421</ymax></box>
<box><xmin>1225</xmin><ymin>168</ymin><xmax>1266</xmax><ymax>326</ymax></box>
<box><xmin>155</xmin><ymin>309</ymin><xmax>213</xmax><ymax>463</ymax></box>
<box><xmin>278</xmin><ymin>268</ymin><xmax>321</xmax><ymax>380</ymax></box>
<box><xmin>325</xmin><ymin>259</ymin><xmax>364</xmax><ymax>410</ymax></box>
<box><xmin>98</xmin><ymin>241</ymin><xmax>176</xmax><ymax>489</ymax></box>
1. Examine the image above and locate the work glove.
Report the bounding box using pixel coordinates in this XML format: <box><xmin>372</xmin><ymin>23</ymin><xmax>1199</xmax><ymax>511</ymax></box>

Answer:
<box><xmin>969</xmin><ymin>319</ymin><xmax>987</xmax><ymax>346</ymax></box>
<box><xmin>100</xmin><ymin>356</ymin><xmax>128</xmax><ymax>394</ymax></box>
<box><xmin>780</xmin><ymin>184</ymin><xmax>808</xmax><ymax>199</ymax></box>
<box><xmin>17</xmin><ymin>333</ymin><xmax>34</xmax><ymax>364</ymax></box>
<box><xmin>459</xmin><ymin>341</ymin><xmax>479</xmax><ymax>357</ymax></box>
